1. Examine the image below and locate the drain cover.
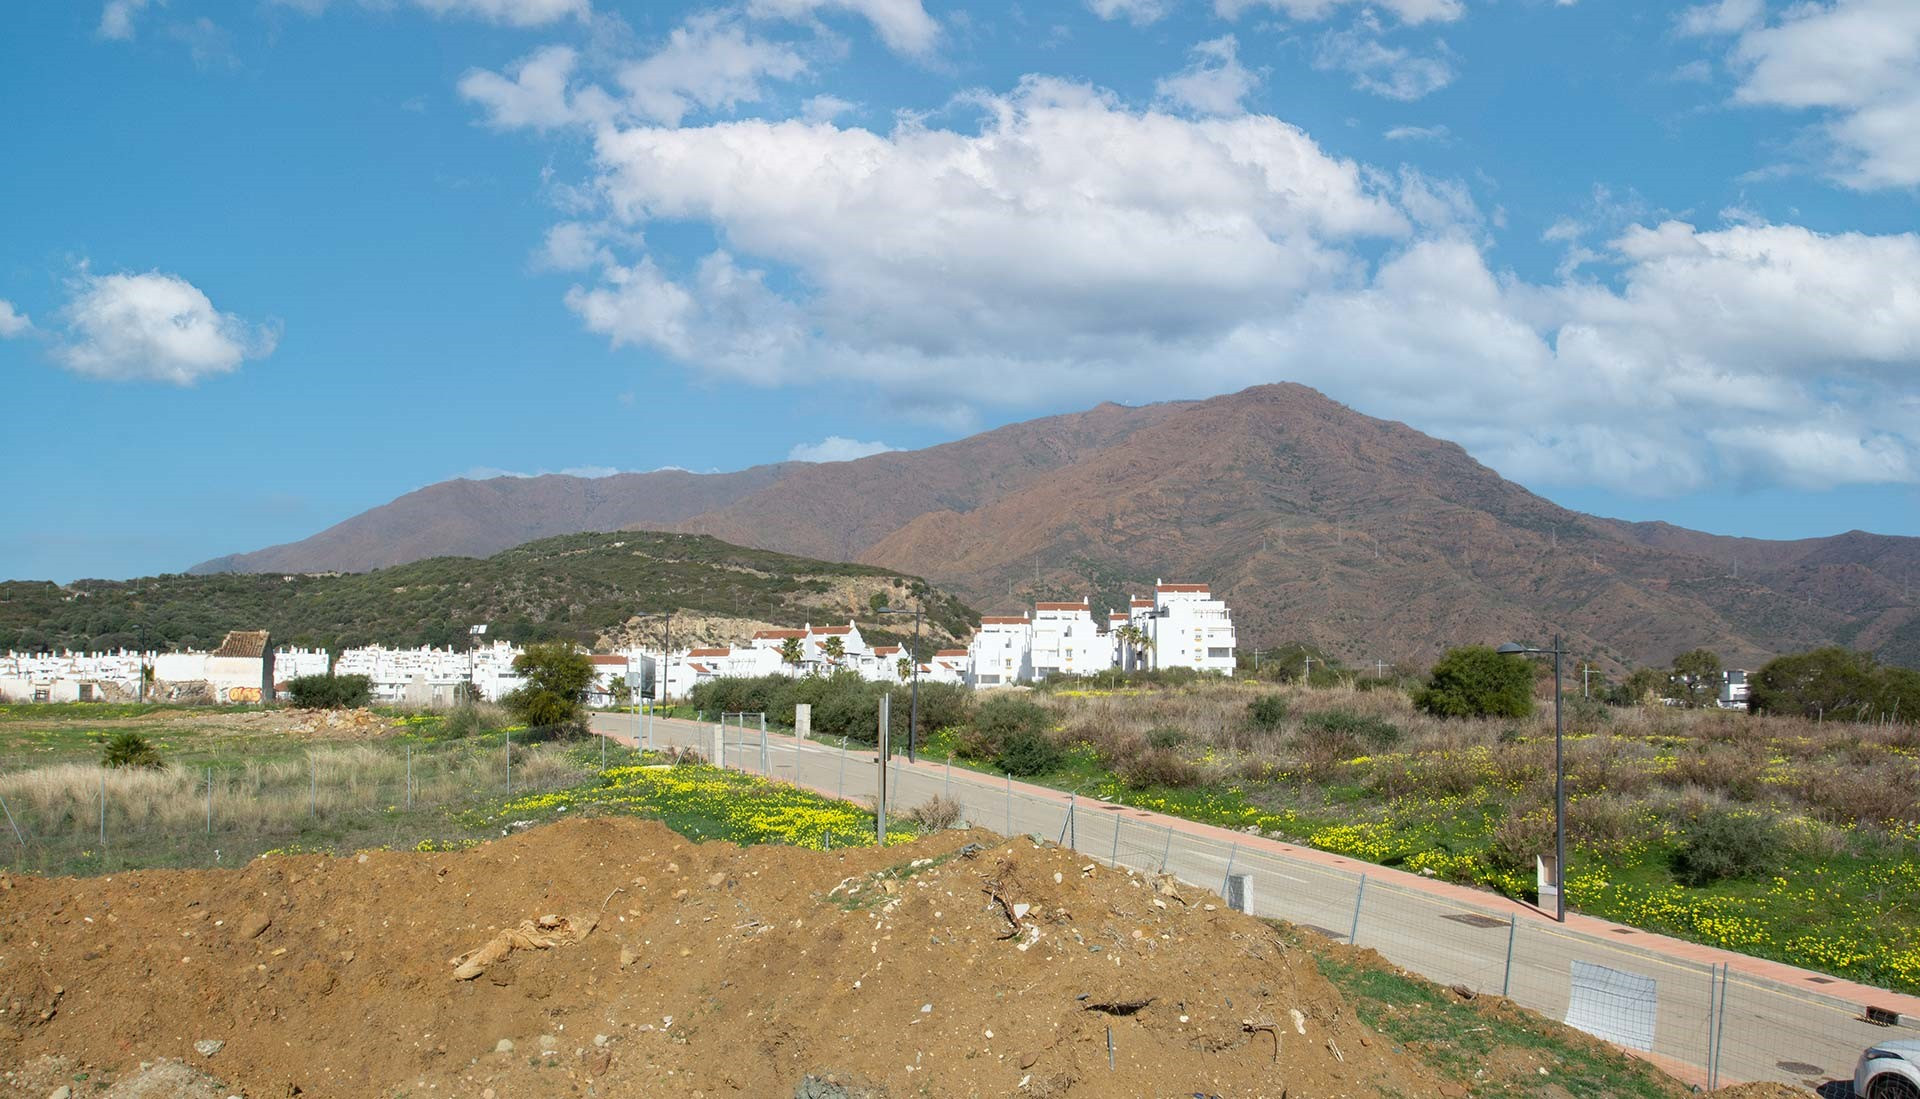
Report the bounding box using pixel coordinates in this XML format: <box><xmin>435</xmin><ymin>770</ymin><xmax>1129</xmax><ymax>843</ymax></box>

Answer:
<box><xmin>1776</xmin><ymin>1061</ymin><xmax>1823</xmax><ymax>1076</ymax></box>
<box><xmin>1441</xmin><ymin>913</ymin><xmax>1508</xmax><ymax>929</ymax></box>
<box><xmin>1806</xmin><ymin>976</ymin><xmax>1835</xmax><ymax>984</ymax></box>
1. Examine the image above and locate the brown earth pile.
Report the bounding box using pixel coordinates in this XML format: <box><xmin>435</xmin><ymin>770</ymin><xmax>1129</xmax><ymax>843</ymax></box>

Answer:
<box><xmin>1</xmin><ymin>819</ymin><xmax>1442</xmax><ymax>1098</ymax></box>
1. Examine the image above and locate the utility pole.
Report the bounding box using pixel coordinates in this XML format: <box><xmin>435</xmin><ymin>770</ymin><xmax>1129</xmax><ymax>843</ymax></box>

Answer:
<box><xmin>1375</xmin><ymin>660</ymin><xmax>1387</xmax><ymax>678</ymax></box>
<box><xmin>876</xmin><ymin>693</ymin><xmax>889</xmax><ymax>844</ymax></box>
<box><xmin>879</xmin><ymin>603</ymin><xmax>925</xmax><ymax>762</ymax></box>
<box><xmin>1303</xmin><ymin>656</ymin><xmax>1313</xmax><ymax>684</ymax></box>
<box><xmin>1582</xmin><ymin>664</ymin><xmax>1593</xmax><ymax>699</ymax></box>
<box><xmin>467</xmin><ymin>624</ymin><xmax>487</xmax><ymax>703</ymax></box>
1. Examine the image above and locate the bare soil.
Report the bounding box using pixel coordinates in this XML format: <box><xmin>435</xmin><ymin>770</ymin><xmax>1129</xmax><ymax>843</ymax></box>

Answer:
<box><xmin>0</xmin><ymin>819</ymin><xmax>1443</xmax><ymax>1098</ymax></box>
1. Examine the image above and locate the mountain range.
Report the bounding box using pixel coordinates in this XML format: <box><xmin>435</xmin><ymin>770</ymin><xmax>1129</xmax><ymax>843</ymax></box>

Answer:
<box><xmin>188</xmin><ymin>385</ymin><xmax>1920</xmax><ymax>672</ymax></box>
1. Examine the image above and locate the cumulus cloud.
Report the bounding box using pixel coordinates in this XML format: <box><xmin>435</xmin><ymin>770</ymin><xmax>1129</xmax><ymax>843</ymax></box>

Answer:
<box><xmin>274</xmin><ymin>0</ymin><xmax>587</xmax><ymax>25</ymax></box>
<box><xmin>1383</xmin><ymin>123</ymin><xmax>1449</xmax><ymax>141</ymax></box>
<box><xmin>98</xmin><ymin>0</ymin><xmax>156</xmax><ymax>40</ymax></box>
<box><xmin>503</xmin><ymin>73</ymin><xmax>1920</xmax><ymax>493</ymax></box>
<box><xmin>1702</xmin><ymin>0</ymin><xmax>1920</xmax><ymax>189</ymax></box>
<box><xmin>1087</xmin><ymin>0</ymin><xmax>1170</xmax><ymax>25</ymax></box>
<box><xmin>1155</xmin><ymin>36</ymin><xmax>1260</xmax><ymax>115</ymax></box>
<box><xmin>787</xmin><ymin>436</ymin><xmax>898</xmax><ymax>462</ymax></box>
<box><xmin>0</xmin><ymin>300</ymin><xmax>31</xmax><ymax>338</ymax></box>
<box><xmin>1215</xmin><ymin>0</ymin><xmax>1463</xmax><ymax>26</ymax></box>
<box><xmin>460</xmin><ymin>15</ymin><xmax>806</xmax><ymax>131</ymax></box>
<box><xmin>1314</xmin><ymin>24</ymin><xmax>1455</xmax><ymax>100</ymax></box>
<box><xmin>1677</xmin><ymin>0</ymin><xmax>1762</xmax><ymax>37</ymax></box>
<box><xmin>745</xmin><ymin>0</ymin><xmax>939</xmax><ymax>56</ymax></box>
<box><xmin>52</xmin><ymin>270</ymin><xmax>278</xmax><ymax>384</ymax></box>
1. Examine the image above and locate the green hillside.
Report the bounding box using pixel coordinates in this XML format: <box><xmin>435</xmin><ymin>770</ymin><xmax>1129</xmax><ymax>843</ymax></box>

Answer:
<box><xmin>0</xmin><ymin>532</ymin><xmax>979</xmax><ymax>655</ymax></box>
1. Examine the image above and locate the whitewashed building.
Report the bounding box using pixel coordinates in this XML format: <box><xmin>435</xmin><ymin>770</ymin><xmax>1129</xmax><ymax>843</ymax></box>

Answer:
<box><xmin>1030</xmin><ymin>599</ymin><xmax>1100</xmax><ymax>680</ymax></box>
<box><xmin>1137</xmin><ymin>581</ymin><xmax>1237</xmax><ymax>676</ymax></box>
<box><xmin>967</xmin><ymin>614</ymin><xmax>1033</xmax><ymax>687</ymax></box>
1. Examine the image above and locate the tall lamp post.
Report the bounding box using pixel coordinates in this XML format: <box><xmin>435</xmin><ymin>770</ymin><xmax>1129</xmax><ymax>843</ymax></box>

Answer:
<box><xmin>1497</xmin><ymin>635</ymin><xmax>1567</xmax><ymax>922</ymax></box>
<box><xmin>879</xmin><ymin>604</ymin><xmax>924</xmax><ymax>762</ymax></box>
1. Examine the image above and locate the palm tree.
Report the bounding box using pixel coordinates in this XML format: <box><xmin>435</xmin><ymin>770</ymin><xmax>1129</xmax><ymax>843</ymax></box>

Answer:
<box><xmin>778</xmin><ymin>636</ymin><xmax>804</xmax><ymax>675</ymax></box>
<box><xmin>1116</xmin><ymin>624</ymin><xmax>1154</xmax><ymax>671</ymax></box>
<box><xmin>896</xmin><ymin>656</ymin><xmax>913</xmax><ymax>683</ymax></box>
<box><xmin>823</xmin><ymin>636</ymin><xmax>846</xmax><ymax>667</ymax></box>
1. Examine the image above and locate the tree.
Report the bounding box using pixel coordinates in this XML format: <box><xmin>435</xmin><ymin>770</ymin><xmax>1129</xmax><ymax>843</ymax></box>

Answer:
<box><xmin>1747</xmin><ymin>647</ymin><xmax>1882</xmax><ymax>721</ymax></box>
<box><xmin>1668</xmin><ymin>648</ymin><xmax>1723</xmax><ymax>707</ymax></box>
<box><xmin>1413</xmin><ymin>646</ymin><xmax>1535</xmax><ymax>719</ymax></box>
<box><xmin>778</xmin><ymin>636</ymin><xmax>804</xmax><ymax>675</ymax></box>
<box><xmin>504</xmin><ymin>642</ymin><xmax>594</xmax><ymax>733</ymax></box>
<box><xmin>1114</xmin><ymin>624</ymin><xmax>1152</xmax><ymax>671</ymax></box>
<box><xmin>896</xmin><ymin>656</ymin><xmax>913</xmax><ymax>683</ymax></box>
<box><xmin>822</xmin><ymin>636</ymin><xmax>846</xmax><ymax>667</ymax></box>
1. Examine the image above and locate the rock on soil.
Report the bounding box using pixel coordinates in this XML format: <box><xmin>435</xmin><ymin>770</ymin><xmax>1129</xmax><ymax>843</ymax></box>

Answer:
<box><xmin>0</xmin><ymin>818</ymin><xmax>1445</xmax><ymax>1098</ymax></box>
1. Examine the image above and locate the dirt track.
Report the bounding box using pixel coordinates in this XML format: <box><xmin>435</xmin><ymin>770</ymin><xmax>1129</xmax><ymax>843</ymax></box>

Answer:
<box><xmin>1</xmin><ymin>818</ymin><xmax>1442</xmax><ymax>1097</ymax></box>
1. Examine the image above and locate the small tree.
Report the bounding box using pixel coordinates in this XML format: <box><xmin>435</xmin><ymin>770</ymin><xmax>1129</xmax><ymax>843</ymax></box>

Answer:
<box><xmin>1413</xmin><ymin>646</ymin><xmax>1535</xmax><ymax>719</ymax></box>
<box><xmin>778</xmin><ymin>637</ymin><xmax>804</xmax><ymax>675</ymax></box>
<box><xmin>1747</xmin><ymin>647</ymin><xmax>1880</xmax><ymax>720</ymax></box>
<box><xmin>102</xmin><ymin>730</ymin><xmax>164</xmax><ymax>770</ymax></box>
<box><xmin>823</xmin><ymin>636</ymin><xmax>846</xmax><ymax>667</ymax></box>
<box><xmin>896</xmin><ymin>656</ymin><xmax>913</xmax><ymax>683</ymax></box>
<box><xmin>1668</xmin><ymin>648</ymin><xmax>1722</xmax><ymax>708</ymax></box>
<box><xmin>504</xmin><ymin>642</ymin><xmax>594</xmax><ymax>733</ymax></box>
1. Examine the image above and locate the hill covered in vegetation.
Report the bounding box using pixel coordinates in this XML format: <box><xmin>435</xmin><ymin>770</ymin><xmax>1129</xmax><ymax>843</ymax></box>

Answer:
<box><xmin>0</xmin><ymin>532</ymin><xmax>978</xmax><ymax>655</ymax></box>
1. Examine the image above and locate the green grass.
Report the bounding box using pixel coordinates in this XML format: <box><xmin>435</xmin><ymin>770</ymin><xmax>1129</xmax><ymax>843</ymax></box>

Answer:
<box><xmin>1304</xmin><ymin>934</ymin><xmax>1684</xmax><ymax>1099</ymax></box>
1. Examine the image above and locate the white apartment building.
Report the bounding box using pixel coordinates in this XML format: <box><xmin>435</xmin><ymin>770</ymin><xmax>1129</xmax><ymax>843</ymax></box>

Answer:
<box><xmin>1137</xmin><ymin>582</ymin><xmax>1237</xmax><ymax>677</ymax></box>
<box><xmin>1030</xmin><ymin>599</ymin><xmax>1100</xmax><ymax>679</ymax></box>
<box><xmin>926</xmin><ymin>649</ymin><xmax>970</xmax><ymax>686</ymax></box>
<box><xmin>967</xmin><ymin>614</ymin><xmax>1033</xmax><ymax>687</ymax></box>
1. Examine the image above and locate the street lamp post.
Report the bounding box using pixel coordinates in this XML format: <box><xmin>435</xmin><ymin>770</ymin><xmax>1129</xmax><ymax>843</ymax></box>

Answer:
<box><xmin>1498</xmin><ymin>635</ymin><xmax>1566</xmax><ymax>922</ymax></box>
<box><xmin>879</xmin><ymin>604</ymin><xmax>924</xmax><ymax>762</ymax></box>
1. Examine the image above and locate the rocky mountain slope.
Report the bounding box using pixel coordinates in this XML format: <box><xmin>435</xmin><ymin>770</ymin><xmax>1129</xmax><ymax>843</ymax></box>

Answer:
<box><xmin>184</xmin><ymin>385</ymin><xmax>1920</xmax><ymax>670</ymax></box>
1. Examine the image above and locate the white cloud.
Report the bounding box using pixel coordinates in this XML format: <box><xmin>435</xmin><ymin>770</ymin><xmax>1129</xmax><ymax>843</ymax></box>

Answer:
<box><xmin>0</xmin><ymin>300</ymin><xmax>31</xmax><ymax>338</ymax></box>
<box><xmin>98</xmin><ymin>0</ymin><xmax>156</xmax><ymax>40</ymax></box>
<box><xmin>274</xmin><ymin>0</ymin><xmax>587</xmax><ymax>26</ymax></box>
<box><xmin>1314</xmin><ymin>25</ymin><xmax>1455</xmax><ymax>100</ymax></box>
<box><xmin>1215</xmin><ymin>0</ymin><xmax>1463</xmax><ymax>26</ymax></box>
<box><xmin>746</xmin><ymin>0</ymin><xmax>939</xmax><ymax>56</ymax></box>
<box><xmin>1155</xmin><ymin>35</ymin><xmax>1259</xmax><ymax>115</ymax></box>
<box><xmin>801</xmin><ymin>93</ymin><xmax>857</xmax><ymax>122</ymax></box>
<box><xmin>787</xmin><ymin>436</ymin><xmax>898</xmax><ymax>462</ymax></box>
<box><xmin>1087</xmin><ymin>0</ymin><xmax>1170</xmax><ymax>26</ymax></box>
<box><xmin>510</xmin><ymin>75</ymin><xmax>1920</xmax><ymax>493</ymax></box>
<box><xmin>1677</xmin><ymin>0</ymin><xmax>1762</xmax><ymax>37</ymax></box>
<box><xmin>53</xmin><ymin>271</ymin><xmax>278</xmax><ymax>385</ymax></box>
<box><xmin>618</xmin><ymin>12</ymin><xmax>808</xmax><ymax>126</ymax></box>
<box><xmin>1710</xmin><ymin>0</ymin><xmax>1920</xmax><ymax>189</ymax></box>
<box><xmin>459</xmin><ymin>15</ymin><xmax>806</xmax><ymax>131</ymax></box>
<box><xmin>1383</xmin><ymin>123</ymin><xmax>1449</xmax><ymax>141</ymax></box>
<box><xmin>459</xmin><ymin>465</ymin><xmax>626</xmax><ymax>480</ymax></box>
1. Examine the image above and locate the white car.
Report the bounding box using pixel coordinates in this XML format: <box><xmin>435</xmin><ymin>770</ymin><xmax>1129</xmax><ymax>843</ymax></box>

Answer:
<box><xmin>1857</xmin><ymin>1039</ymin><xmax>1920</xmax><ymax>1099</ymax></box>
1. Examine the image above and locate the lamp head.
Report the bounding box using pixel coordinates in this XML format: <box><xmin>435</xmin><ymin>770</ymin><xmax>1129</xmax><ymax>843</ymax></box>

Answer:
<box><xmin>1496</xmin><ymin>642</ymin><xmax>1531</xmax><ymax>655</ymax></box>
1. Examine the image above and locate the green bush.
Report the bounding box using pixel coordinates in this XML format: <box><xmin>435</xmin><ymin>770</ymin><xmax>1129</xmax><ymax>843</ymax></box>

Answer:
<box><xmin>996</xmin><ymin>728</ymin><xmax>1065</xmax><ymax>776</ymax></box>
<box><xmin>504</xmin><ymin>642</ymin><xmax>594</xmax><ymax>733</ymax></box>
<box><xmin>1413</xmin><ymin>646</ymin><xmax>1535</xmax><ymax>719</ymax></box>
<box><xmin>1297</xmin><ymin>709</ymin><xmax>1402</xmax><ymax>750</ymax></box>
<box><xmin>974</xmin><ymin>695</ymin><xmax>1049</xmax><ymax>741</ymax></box>
<box><xmin>1146</xmin><ymin>727</ymin><xmax>1187</xmax><ymax>751</ymax></box>
<box><xmin>287</xmin><ymin>673</ymin><xmax>372</xmax><ymax>709</ymax></box>
<box><xmin>1118</xmin><ymin>748</ymin><xmax>1200</xmax><ymax>789</ymax></box>
<box><xmin>101</xmin><ymin>730</ymin><xmax>164</xmax><ymax>770</ymax></box>
<box><xmin>1247</xmin><ymin>695</ymin><xmax>1289</xmax><ymax>731</ymax></box>
<box><xmin>1673</xmin><ymin>808</ymin><xmax>1779</xmax><ymax>886</ymax></box>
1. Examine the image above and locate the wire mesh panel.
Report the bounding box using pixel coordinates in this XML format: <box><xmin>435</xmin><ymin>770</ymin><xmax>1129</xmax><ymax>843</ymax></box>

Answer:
<box><xmin>1566</xmin><ymin>960</ymin><xmax>1659</xmax><ymax>1051</ymax></box>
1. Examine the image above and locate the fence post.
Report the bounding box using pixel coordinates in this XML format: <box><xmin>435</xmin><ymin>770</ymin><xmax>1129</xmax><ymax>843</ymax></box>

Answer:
<box><xmin>205</xmin><ymin>767</ymin><xmax>213</xmax><ymax>836</ymax></box>
<box><xmin>837</xmin><ymin>737</ymin><xmax>848</xmax><ymax>799</ymax></box>
<box><xmin>1708</xmin><ymin>962</ymin><xmax>1729</xmax><ymax>1089</ymax></box>
<box><xmin>1005</xmin><ymin>773</ymin><xmax>1013</xmax><ymax>837</ymax></box>
<box><xmin>945</xmin><ymin>754</ymin><xmax>953</xmax><ymax>798</ymax></box>
<box><xmin>601</xmin><ymin>729</ymin><xmax>607</xmax><ymax>770</ymax></box>
<box><xmin>760</xmin><ymin>714</ymin><xmax>768</xmax><ymax>776</ymax></box>
<box><xmin>99</xmin><ymin>771</ymin><xmax>106</xmax><ymax>846</ymax></box>
<box><xmin>406</xmin><ymin>744</ymin><xmax>413</xmax><ymax>811</ymax></box>
<box><xmin>504</xmin><ymin>729</ymin><xmax>512</xmax><ymax>796</ymax></box>
<box><xmin>1502</xmin><ymin>913</ymin><xmax>1517</xmax><ymax>997</ymax></box>
<box><xmin>309</xmin><ymin>755</ymin><xmax>317</xmax><ymax>818</ymax></box>
<box><xmin>1221</xmin><ymin>841</ymin><xmax>1239</xmax><ymax>897</ymax></box>
<box><xmin>1109</xmin><ymin>816</ymin><xmax>1121</xmax><ymax>865</ymax></box>
<box><xmin>1159</xmin><ymin>824</ymin><xmax>1174</xmax><ymax>873</ymax></box>
<box><xmin>1349</xmin><ymin>874</ymin><xmax>1368</xmax><ymax>946</ymax></box>
<box><xmin>0</xmin><ymin>792</ymin><xmax>24</xmax><ymax>849</ymax></box>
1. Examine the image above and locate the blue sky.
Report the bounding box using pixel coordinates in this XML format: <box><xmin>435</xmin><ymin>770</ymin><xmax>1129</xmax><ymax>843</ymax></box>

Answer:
<box><xmin>3</xmin><ymin>0</ymin><xmax>1918</xmax><ymax>582</ymax></box>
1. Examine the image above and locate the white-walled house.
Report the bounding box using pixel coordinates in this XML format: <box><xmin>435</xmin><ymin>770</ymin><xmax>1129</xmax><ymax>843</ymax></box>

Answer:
<box><xmin>926</xmin><ymin>649</ymin><xmax>970</xmax><ymax>686</ymax></box>
<box><xmin>1030</xmin><ymin>600</ymin><xmax>1100</xmax><ymax>679</ymax></box>
<box><xmin>967</xmin><ymin>614</ymin><xmax>1033</xmax><ymax>687</ymax></box>
<box><xmin>1138</xmin><ymin>582</ymin><xmax>1237</xmax><ymax>676</ymax></box>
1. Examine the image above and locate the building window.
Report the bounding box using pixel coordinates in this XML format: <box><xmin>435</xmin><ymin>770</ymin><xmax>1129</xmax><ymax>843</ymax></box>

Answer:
<box><xmin>1208</xmin><ymin>647</ymin><xmax>1232</xmax><ymax>659</ymax></box>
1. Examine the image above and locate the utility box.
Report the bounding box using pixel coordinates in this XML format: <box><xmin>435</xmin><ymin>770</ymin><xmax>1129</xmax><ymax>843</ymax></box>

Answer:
<box><xmin>1537</xmin><ymin>855</ymin><xmax>1560</xmax><ymax>907</ymax></box>
<box><xmin>1226</xmin><ymin>873</ymin><xmax>1253</xmax><ymax>913</ymax></box>
<box><xmin>795</xmin><ymin>703</ymin><xmax>812</xmax><ymax>740</ymax></box>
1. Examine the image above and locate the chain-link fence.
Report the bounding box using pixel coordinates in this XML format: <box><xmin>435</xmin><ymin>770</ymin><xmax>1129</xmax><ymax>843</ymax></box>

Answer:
<box><xmin>661</xmin><ymin>712</ymin><xmax>1916</xmax><ymax>1093</ymax></box>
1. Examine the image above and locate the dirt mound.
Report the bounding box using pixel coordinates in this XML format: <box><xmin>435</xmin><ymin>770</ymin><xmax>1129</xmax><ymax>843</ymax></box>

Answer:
<box><xmin>0</xmin><ymin>819</ymin><xmax>1445</xmax><ymax>1097</ymax></box>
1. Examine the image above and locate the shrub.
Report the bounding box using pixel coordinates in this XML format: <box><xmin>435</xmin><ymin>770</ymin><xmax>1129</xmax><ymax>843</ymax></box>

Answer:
<box><xmin>434</xmin><ymin>703</ymin><xmax>504</xmax><ymax>739</ymax></box>
<box><xmin>996</xmin><ymin>728</ymin><xmax>1065</xmax><ymax>776</ymax></box>
<box><xmin>100</xmin><ymin>731</ymin><xmax>164</xmax><ymax>770</ymax></box>
<box><xmin>287</xmin><ymin>673</ymin><xmax>372</xmax><ymax>709</ymax></box>
<box><xmin>1413</xmin><ymin>646</ymin><xmax>1535</xmax><ymax>719</ymax></box>
<box><xmin>1146</xmin><ymin>727</ymin><xmax>1188</xmax><ymax>751</ymax></box>
<box><xmin>504</xmin><ymin>642</ymin><xmax>594</xmax><ymax>733</ymax></box>
<box><xmin>1118</xmin><ymin>749</ymin><xmax>1201</xmax><ymax>789</ymax></box>
<box><xmin>1297</xmin><ymin>709</ymin><xmax>1403</xmax><ymax>750</ymax></box>
<box><xmin>972</xmin><ymin>696</ymin><xmax>1049</xmax><ymax>746</ymax></box>
<box><xmin>1672</xmin><ymin>808</ymin><xmax>1779</xmax><ymax>886</ymax></box>
<box><xmin>907</xmin><ymin>794</ymin><xmax>963</xmax><ymax>830</ymax></box>
<box><xmin>1669</xmin><ymin>746</ymin><xmax>1765</xmax><ymax>802</ymax></box>
<box><xmin>1247</xmin><ymin>695</ymin><xmax>1289</xmax><ymax>731</ymax></box>
<box><xmin>1488</xmin><ymin>808</ymin><xmax>1553</xmax><ymax>875</ymax></box>
<box><xmin>1747</xmin><ymin>647</ymin><xmax>1881</xmax><ymax>721</ymax></box>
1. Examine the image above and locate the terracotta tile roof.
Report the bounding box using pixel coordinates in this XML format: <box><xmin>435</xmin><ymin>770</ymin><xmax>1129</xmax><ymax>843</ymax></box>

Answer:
<box><xmin>873</xmin><ymin>645</ymin><xmax>902</xmax><ymax>655</ymax></box>
<box><xmin>935</xmin><ymin>648</ymin><xmax>968</xmax><ymax>657</ymax></box>
<box><xmin>752</xmin><ymin>629</ymin><xmax>807</xmax><ymax>640</ymax></box>
<box><xmin>1130</xmin><ymin>598</ymin><xmax>1154</xmax><ymax>607</ymax></box>
<box><xmin>689</xmin><ymin>663</ymin><xmax>711</xmax><ymax>674</ymax></box>
<box><xmin>978</xmin><ymin>615</ymin><xmax>1030</xmax><ymax>626</ymax></box>
<box><xmin>688</xmin><ymin>647</ymin><xmax>731</xmax><ymax>657</ymax></box>
<box><xmin>590</xmin><ymin>654</ymin><xmax>629</xmax><ymax>666</ymax></box>
<box><xmin>1156</xmin><ymin>583</ymin><xmax>1209</xmax><ymax>593</ymax></box>
<box><xmin>1109</xmin><ymin>612</ymin><xmax>1130</xmax><ymax>620</ymax></box>
<box><xmin>212</xmin><ymin>630</ymin><xmax>270</xmax><ymax>659</ymax></box>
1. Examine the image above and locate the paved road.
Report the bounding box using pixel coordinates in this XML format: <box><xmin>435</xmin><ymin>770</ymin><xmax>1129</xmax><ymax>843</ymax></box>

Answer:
<box><xmin>592</xmin><ymin>711</ymin><xmax>1916</xmax><ymax>1091</ymax></box>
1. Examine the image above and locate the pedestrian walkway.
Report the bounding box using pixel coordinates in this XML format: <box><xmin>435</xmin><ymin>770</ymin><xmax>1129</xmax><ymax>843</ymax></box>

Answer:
<box><xmin>591</xmin><ymin>711</ymin><xmax>1919</xmax><ymax>1092</ymax></box>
